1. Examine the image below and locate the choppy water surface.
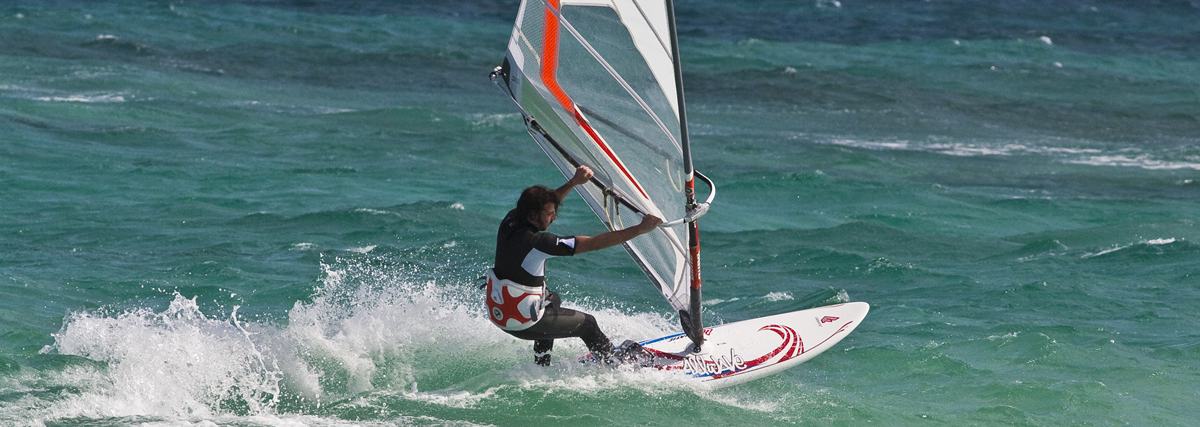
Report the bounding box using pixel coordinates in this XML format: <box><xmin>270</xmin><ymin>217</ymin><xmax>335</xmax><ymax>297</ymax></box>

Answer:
<box><xmin>2</xmin><ymin>1</ymin><xmax>1197</xmax><ymax>425</ymax></box>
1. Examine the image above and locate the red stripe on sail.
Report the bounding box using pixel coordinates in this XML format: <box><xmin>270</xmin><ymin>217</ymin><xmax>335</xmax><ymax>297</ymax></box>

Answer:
<box><xmin>540</xmin><ymin>0</ymin><xmax>650</xmax><ymax>200</ymax></box>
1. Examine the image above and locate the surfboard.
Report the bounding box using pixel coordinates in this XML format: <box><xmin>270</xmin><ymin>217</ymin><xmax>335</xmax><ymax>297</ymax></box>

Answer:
<box><xmin>637</xmin><ymin>302</ymin><xmax>869</xmax><ymax>388</ymax></box>
<box><xmin>583</xmin><ymin>302</ymin><xmax>869</xmax><ymax>388</ymax></box>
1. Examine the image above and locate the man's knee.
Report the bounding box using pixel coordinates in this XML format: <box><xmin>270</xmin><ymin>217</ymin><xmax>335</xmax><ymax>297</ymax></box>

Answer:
<box><xmin>582</xmin><ymin>313</ymin><xmax>598</xmax><ymax>330</ymax></box>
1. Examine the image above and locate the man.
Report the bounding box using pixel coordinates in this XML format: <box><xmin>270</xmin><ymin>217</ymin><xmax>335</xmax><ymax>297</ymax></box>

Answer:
<box><xmin>486</xmin><ymin>165</ymin><xmax>662</xmax><ymax>366</ymax></box>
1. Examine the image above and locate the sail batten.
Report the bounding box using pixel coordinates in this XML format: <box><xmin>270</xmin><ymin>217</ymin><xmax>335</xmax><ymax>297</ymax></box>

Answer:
<box><xmin>496</xmin><ymin>0</ymin><xmax>701</xmax><ymax>344</ymax></box>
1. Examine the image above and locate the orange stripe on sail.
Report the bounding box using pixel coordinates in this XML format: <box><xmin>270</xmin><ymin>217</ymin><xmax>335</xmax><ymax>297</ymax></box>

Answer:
<box><xmin>539</xmin><ymin>0</ymin><xmax>650</xmax><ymax>200</ymax></box>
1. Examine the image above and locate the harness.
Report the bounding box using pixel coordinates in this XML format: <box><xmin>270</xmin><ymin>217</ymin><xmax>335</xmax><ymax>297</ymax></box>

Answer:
<box><xmin>484</xmin><ymin>269</ymin><xmax>545</xmax><ymax>331</ymax></box>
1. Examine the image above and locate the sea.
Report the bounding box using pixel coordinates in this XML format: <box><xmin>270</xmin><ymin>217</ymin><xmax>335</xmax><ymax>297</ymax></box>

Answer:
<box><xmin>2</xmin><ymin>0</ymin><xmax>1198</xmax><ymax>425</ymax></box>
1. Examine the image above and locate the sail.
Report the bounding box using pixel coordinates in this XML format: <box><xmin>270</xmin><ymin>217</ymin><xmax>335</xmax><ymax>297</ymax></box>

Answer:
<box><xmin>495</xmin><ymin>0</ymin><xmax>698</xmax><ymax>331</ymax></box>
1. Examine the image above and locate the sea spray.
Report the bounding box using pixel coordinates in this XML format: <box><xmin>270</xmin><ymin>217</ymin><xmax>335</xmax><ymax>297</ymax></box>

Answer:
<box><xmin>38</xmin><ymin>252</ymin><xmax>737</xmax><ymax>421</ymax></box>
<box><xmin>45</xmin><ymin>294</ymin><xmax>281</xmax><ymax>418</ymax></box>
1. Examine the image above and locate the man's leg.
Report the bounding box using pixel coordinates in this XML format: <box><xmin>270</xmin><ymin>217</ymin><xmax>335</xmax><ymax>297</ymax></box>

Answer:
<box><xmin>509</xmin><ymin>293</ymin><xmax>613</xmax><ymax>365</ymax></box>
<box><xmin>533</xmin><ymin>340</ymin><xmax>553</xmax><ymax>366</ymax></box>
<box><xmin>573</xmin><ymin>312</ymin><xmax>613</xmax><ymax>355</ymax></box>
<box><xmin>532</xmin><ymin>293</ymin><xmax>561</xmax><ymax>366</ymax></box>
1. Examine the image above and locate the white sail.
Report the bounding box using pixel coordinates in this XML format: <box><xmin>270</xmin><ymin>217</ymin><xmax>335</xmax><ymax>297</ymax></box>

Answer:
<box><xmin>496</xmin><ymin>0</ymin><xmax>697</xmax><ymax>321</ymax></box>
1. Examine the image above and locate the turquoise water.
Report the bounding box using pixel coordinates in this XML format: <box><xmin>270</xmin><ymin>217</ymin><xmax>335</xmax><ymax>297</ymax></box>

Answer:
<box><xmin>2</xmin><ymin>1</ymin><xmax>1198</xmax><ymax>425</ymax></box>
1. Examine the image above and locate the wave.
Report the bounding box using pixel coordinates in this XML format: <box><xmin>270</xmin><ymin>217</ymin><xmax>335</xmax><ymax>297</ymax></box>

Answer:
<box><xmin>820</xmin><ymin>137</ymin><xmax>1200</xmax><ymax>171</ymax></box>
<box><xmin>81</xmin><ymin>33</ymin><xmax>157</xmax><ymax>57</ymax></box>
<box><xmin>38</xmin><ymin>294</ymin><xmax>282</xmax><ymax>419</ymax></box>
<box><xmin>1080</xmin><ymin>237</ymin><xmax>1192</xmax><ymax>259</ymax></box>
<box><xmin>823</xmin><ymin>138</ymin><xmax>1103</xmax><ymax>158</ymax></box>
<box><xmin>763</xmin><ymin>291</ymin><xmax>794</xmax><ymax>302</ymax></box>
<box><xmin>226</xmin><ymin>99</ymin><xmax>355</xmax><ymax>116</ymax></box>
<box><xmin>0</xmin><ymin>84</ymin><xmax>132</xmax><ymax>105</ymax></box>
<box><xmin>33</xmin><ymin>93</ymin><xmax>128</xmax><ymax>104</ymax></box>
<box><xmin>229</xmin><ymin>201</ymin><xmax>474</xmax><ymax>227</ymax></box>
<box><xmin>25</xmin><ymin>255</ymin><xmax>785</xmax><ymax>423</ymax></box>
<box><xmin>1064</xmin><ymin>154</ymin><xmax>1200</xmax><ymax>171</ymax></box>
<box><xmin>979</xmin><ymin>238</ymin><xmax>1072</xmax><ymax>263</ymax></box>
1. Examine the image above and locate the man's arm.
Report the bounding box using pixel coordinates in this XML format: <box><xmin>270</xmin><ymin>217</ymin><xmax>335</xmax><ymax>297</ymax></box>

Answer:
<box><xmin>575</xmin><ymin>214</ymin><xmax>663</xmax><ymax>254</ymax></box>
<box><xmin>554</xmin><ymin>165</ymin><xmax>593</xmax><ymax>202</ymax></box>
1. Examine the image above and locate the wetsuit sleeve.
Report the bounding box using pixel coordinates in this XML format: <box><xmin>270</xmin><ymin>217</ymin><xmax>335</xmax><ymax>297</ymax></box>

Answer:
<box><xmin>533</xmin><ymin>231</ymin><xmax>577</xmax><ymax>257</ymax></box>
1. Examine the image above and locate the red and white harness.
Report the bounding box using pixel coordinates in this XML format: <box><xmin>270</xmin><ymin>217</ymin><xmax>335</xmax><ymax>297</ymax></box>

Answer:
<box><xmin>484</xmin><ymin>269</ymin><xmax>546</xmax><ymax>331</ymax></box>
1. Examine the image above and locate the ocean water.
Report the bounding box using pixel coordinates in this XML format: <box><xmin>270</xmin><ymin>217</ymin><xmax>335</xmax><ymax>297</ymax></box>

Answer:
<box><xmin>2</xmin><ymin>0</ymin><xmax>1198</xmax><ymax>425</ymax></box>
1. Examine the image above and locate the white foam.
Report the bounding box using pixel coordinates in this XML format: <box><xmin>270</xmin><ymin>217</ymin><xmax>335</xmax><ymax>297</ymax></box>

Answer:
<box><xmin>346</xmin><ymin>245</ymin><xmax>376</xmax><ymax>254</ymax></box>
<box><xmin>764</xmin><ymin>292</ymin><xmax>794</xmax><ymax>302</ymax></box>
<box><xmin>1066</xmin><ymin>154</ymin><xmax>1200</xmax><ymax>171</ymax></box>
<box><xmin>396</xmin><ymin>387</ymin><xmax>501</xmax><ymax>409</ymax></box>
<box><xmin>1026</xmin><ymin>146</ymin><xmax>1103</xmax><ymax>155</ymax></box>
<box><xmin>34</xmin><ymin>94</ymin><xmax>126</xmax><ymax>103</ymax></box>
<box><xmin>1081</xmin><ymin>238</ymin><xmax>1179</xmax><ymax>258</ymax></box>
<box><xmin>232</xmin><ymin>100</ymin><xmax>352</xmax><ymax>115</ymax></box>
<box><xmin>514</xmin><ymin>361</ymin><xmax>782</xmax><ymax>412</ymax></box>
<box><xmin>353</xmin><ymin>208</ymin><xmax>394</xmax><ymax>216</ymax></box>
<box><xmin>1081</xmin><ymin>244</ymin><xmax>1125</xmax><ymax>259</ymax></box>
<box><xmin>95</xmin><ymin>34</ymin><xmax>118</xmax><ymax>41</ymax></box>
<box><xmin>449</xmin><ymin>202</ymin><xmax>465</xmax><ymax>210</ymax></box>
<box><xmin>275</xmin><ymin>265</ymin><xmax>506</xmax><ymax>398</ymax></box>
<box><xmin>822</xmin><ymin>139</ymin><xmax>1190</xmax><ymax>169</ymax></box>
<box><xmin>826</xmin><ymin>138</ymin><xmax>910</xmax><ymax>151</ymax></box>
<box><xmin>1016</xmin><ymin>240</ymin><xmax>1070</xmax><ymax>263</ymax></box>
<box><xmin>44</xmin><ymin>294</ymin><xmax>281</xmax><ymax>419</ymax></box>
<box><xmin>928</xmin><ymin>143</ymin><xmax>1102</xmax><ymax>157</ymax></box>
<box><xmin>470</xmin><ymin>113</ymin><xmax>520</xmax><ymax>127</ymax></box>
<box><xmin>702</xmin><ymin>297</ymin><xmax>740</xmax><ymax>306</ymax></box>
<box><xmin>986</xmin><ymin>331</ymin><xmax>1020</xmax><ymax>341</ymax></box>
<box><xmin>291</xmin><ymin>242</ymin><xmax>316</xmax><ymax>251</ymax></box>
<box><xmin>833</xmin><ymin>289</ymin><xmax>850</xmax><ymax>303</ymax></box>
<box><xmin>1039</xmin><ymin>36</ymin><xmax>1053</xmax><ymax>45</ymax></box>
<box><xmin>33</xmin><ymin>256</ymin><xmax>791</xmax><ymax>422</ymax></box>
<box><xmin>311</xmin><ymin>106</ymin><xmax>355</xmax><ymax>114</ymax></box>
<box><xmin>696</xmin><ymin>389</ymin><xmax>782</xmax><ymax>412</ymax></box>
<box><xmin>36</xmin><ymin>259</ymin><xmax>504</xmax><ymax>418</ymax></box>
<box><xmin>926</xmin><ymin>142</ymin><xmax>1013</xmax><ymax>157</ymax></box>
<box><xmin>826</xmin><ymin>139</ymin><xmax>1015</xmax><ymax>157</ymax></box>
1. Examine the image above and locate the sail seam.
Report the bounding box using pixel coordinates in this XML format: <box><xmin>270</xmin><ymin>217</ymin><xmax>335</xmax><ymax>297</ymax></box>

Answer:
<box><xmin>628</xmin><ymin>0</ymin><xmax>672</xmax><ymax>60</ymax></box>
<box><xmin>513</xmin><ymin>28</ymin><xmax>542</xmax><ymax>65</ymax></box>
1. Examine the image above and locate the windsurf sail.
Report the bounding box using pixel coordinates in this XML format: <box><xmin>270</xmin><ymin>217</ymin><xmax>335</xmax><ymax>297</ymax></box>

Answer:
<box><xmin>491</xmin><ymin>0</ymin><xmax>715</xmax><ymax>348</ymax></box>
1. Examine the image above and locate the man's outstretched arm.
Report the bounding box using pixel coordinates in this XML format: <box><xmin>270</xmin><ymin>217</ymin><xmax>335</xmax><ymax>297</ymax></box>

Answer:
<box><xmin>554</xmin><ymin>165</ymin><xmax>593</xmax><ymax>202</ymax></box>
<box><xmin>575</xmin><ymin>214</ymin><xmax>663</xmax><ymax>254</ymax></box>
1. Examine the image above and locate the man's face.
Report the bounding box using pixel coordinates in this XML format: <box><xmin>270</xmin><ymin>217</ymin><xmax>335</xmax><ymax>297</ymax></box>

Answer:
<box><xmin>530</xmin><ymin>202</ymin><xmax>557</xmax><ymax>231</ymax></box>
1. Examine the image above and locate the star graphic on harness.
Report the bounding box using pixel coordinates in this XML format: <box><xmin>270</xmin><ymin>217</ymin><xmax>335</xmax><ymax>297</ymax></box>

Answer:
<box><xmin>490</xmin><ymin>278</ymin><xmax>534</xmax><ymax>327</ymax></box>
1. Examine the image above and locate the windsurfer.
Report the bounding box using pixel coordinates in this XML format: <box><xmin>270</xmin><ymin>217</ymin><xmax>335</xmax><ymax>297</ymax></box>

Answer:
<box><xmin>488</xmin><ymin>165</ymin><xmax>662</xmax><ymax>366</ymax></box>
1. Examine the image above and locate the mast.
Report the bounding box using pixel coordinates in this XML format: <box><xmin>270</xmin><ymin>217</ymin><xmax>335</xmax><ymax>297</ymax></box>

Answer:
<box><xmin>665</xmin><ymin>0</ymin><xmax>704</xmax><ymax>350</ymax></box>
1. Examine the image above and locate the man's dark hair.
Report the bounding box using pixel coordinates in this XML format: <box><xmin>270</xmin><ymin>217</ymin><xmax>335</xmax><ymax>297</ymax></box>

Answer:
<box><xmin>515</xmin><ymin>185</ymin><xmax>560</xmax><ymax>222</ymax></box>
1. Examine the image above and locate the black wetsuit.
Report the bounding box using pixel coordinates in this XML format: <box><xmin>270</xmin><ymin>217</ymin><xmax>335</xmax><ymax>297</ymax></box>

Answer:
<box><xmin>493</xmin><ymin>209</ymin><xmax>613</xmax><ymax>361</ymax></box>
